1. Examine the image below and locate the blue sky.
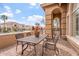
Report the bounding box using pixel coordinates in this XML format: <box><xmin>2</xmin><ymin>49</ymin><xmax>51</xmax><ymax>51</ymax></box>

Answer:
<box><xmin>0</xmin><ymin>3</ymin><xmax>45</xmax><ymax>27</ymax></box>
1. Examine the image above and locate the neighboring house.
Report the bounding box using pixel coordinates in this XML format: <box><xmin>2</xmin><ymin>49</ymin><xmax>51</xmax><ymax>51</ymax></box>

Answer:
<box><xmin>0</xmin><ymin>22</ymin><xmax>32</xmax><ymax>32</ymax></box>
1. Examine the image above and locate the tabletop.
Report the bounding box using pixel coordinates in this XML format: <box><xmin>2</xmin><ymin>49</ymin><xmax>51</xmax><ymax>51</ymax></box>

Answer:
<box><xmin>17</xmin><ymin>34</ymin><xmax>47</xmax><ymax>44</ymax></box>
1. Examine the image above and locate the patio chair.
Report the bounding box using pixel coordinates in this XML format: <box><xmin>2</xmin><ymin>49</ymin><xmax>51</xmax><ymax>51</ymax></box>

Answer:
<box><xmin>15</xmin><ymin>33</ymin><xmax>27</xmax><ymax>52</ymax></box>
<box><xmin>42</xmin><ymin>33</ymin><xmax>60</xmax><ymax>56</ymax></box>
<box><xmin>27</xmin><ymin>33</ymin><xmax>31</xmax><ymax>36</ymax></box>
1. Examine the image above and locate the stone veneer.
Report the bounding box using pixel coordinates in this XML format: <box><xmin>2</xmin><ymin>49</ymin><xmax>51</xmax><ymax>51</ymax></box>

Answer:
<box><xmin>41</xmin><ymin>3</ymin><xmax>67</xmax><ymax>39</ymax></box>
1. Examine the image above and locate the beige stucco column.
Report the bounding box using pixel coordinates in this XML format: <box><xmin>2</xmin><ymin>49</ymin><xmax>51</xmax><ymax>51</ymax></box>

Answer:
<box><xmin>45</xmin><ymin>12</ymin><xmax>52</xmax><ymax>38</ymax></box>
<box><xmin>61</xmin><ymin>11</ymin><xmax>66</xmax><ymax>38</ymax></box>
<box><xmin>69</xmin><ymin>4</ymin><xmax>73</xmax><ymax>36</ymax></box>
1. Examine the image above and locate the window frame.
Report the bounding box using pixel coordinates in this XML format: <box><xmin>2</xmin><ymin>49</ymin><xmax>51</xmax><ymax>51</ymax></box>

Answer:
<box><xmin>72</xmin><ymin>8</ymin><xmax>79</xmax><ymax>37</ymax></box>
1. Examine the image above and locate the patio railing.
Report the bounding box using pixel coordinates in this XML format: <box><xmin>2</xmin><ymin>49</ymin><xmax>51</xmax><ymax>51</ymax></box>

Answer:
<box><xmin>0</xmin><ymin>31</ymin><xmax>33</xmax><ymax>49</ymax></box>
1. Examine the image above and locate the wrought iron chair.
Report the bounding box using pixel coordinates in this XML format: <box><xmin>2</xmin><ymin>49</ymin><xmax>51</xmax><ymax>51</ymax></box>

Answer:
<box><xmin>15</xmin><ymin>33</ymin><xmax>28</xmax><ymax>53</ymax></box>
<box><xmin>26</xmin><ymin>32</ymin><xmax>31</xmax><ymax>36</ymax></box>
<box><xmin>42</xmin><ymin>32</ymin><xmax>60</xmax><ymax>56</ymax></box>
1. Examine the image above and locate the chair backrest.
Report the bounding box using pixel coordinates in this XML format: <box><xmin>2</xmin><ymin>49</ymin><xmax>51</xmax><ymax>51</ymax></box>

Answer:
<box><xmin>53</xmin><ymin>31</ymin><xmax>60</xmax><ymax>45</ymax></box>
<box><xmin>15</xmin><ymin>33</ymin><xmax>24</xmax><ymax>39</ymax></box>
<box><xmin>46</xmin><ymin>35</ymin><xmax>52</xmax><ymax>41</ymax></box>
<box><xmin>26</xmin><ymin>33</ymin><xmax>31</xmax><ymax>36</ymax></box>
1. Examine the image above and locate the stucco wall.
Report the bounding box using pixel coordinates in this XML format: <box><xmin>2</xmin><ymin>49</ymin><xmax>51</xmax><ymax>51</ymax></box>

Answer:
<box><xmin>0</xmin><ymin>34</ymin><xmax>16</xmax><ymax>49</ymax></box>
<box><xmin>66</xmin><ymin>3</ymin><xmax>79</xmax><ymax>54</ymax></box>
<box><xmin>0</xmin><ymin>31</ymin><xmax>32</xmax><ymax>49</ymax></box>
<box><xmin>67</xmin><ymin>35</ymin><xmax>79</xmax><ymax>54</ymax></box>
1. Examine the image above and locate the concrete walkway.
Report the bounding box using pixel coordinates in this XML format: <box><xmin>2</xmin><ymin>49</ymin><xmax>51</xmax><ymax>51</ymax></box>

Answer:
<box><xmin>0</xmin><ymin>39</ymin><xmax>78</xmax><ymax>56</ymax></box>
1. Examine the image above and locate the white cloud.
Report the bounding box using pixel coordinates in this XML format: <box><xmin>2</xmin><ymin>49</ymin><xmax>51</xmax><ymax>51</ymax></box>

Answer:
<box><xmin>26</xmin><ymin>15</ymin><xmax>44</xmax><ymax>25</ymax></box>
<box><xmin>0</xmin><ymin>19</ymin><xmax>17</xmax><ymax>23</ymax></box>
<box><xmin>6</xmin><ymin>19</ymin><xmax>17</xmax><ymax>22</ymax></box>
<box><xmin>29</xmin><ymin>3</ymin><xmax>37</xmax><ymax>6</ymax></box>
<box><xmin>0</xmin><ymin>5</ymin><xmax>14</xmax><ymax>17</ymax></box>
<box><xmin>40</xmin><ymin>24</ymin><xmax>45</xmax><ymax>27</ymax></box>
<box><xmin>0</xmin><ymin>19</ymin><xmax>3</xmax><ymax>23</ymax></box>
<box><xmin>15</xmin><ymin>9</ymin><xmax>22</xmax><ymax>14</ymax></box>
<box><xmin>21</xmin><ymin>17</ymin><xmax>26</xmax><ymax>19</ymax></box>
<box><xmin>29</xmin><ymin>6</ymin><xmax>39</xmax><ymax>9</ymax></box>
<box><xmin>4</xmin><ymin>5</ymin><xmax>12</xmax><ymax>13</ymax></box>
<box><xmin>4</xmin><ymin>5</ymin><xmax>11</xmax><ymax>10</ymax></box>
<box><xmin>0</xmin><ymin>12</ymin><xmax>13</xmax><ymax>17</ymax></box>
<box><xmin>29</xmin><ymin>3</ymin><xmax>39</xmax><ymax>8</ymax></box>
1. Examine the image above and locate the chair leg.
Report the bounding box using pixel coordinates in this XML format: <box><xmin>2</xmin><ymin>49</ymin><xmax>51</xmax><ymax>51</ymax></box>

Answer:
<box><xmin>16</xmin><ymin>42</ymin><xmax>18</xmax><ymax>52</ymax></box>
<box><xmin>55</xmin><ymin>47</ymin><xmax>59</xmax><ymax>56</ymax></box>
<box><xmin>42</xmin><ymin>46</ymin><xmax>44</xmax><ymax>56</ymax></box>
<box><xmin>43</xmin><ymin>47</ymin><xmax>47</xmax><ymax>56</ymax></box>
<box><xmin>42</xmin><ymin>43</ymin><xmax>45</xmax><ymax>56</ymax></box>
<box><xmin>56</xmin><ymin>48</ymin><xmax>59</xmax><ymax>55</ymax></box>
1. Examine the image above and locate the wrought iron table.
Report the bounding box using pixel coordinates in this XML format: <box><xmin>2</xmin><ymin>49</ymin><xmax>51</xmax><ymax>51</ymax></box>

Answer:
<box><xmin>17</xmin><ymin>34</ymin><xmax>47</xmax><ymax>55</ymax></box>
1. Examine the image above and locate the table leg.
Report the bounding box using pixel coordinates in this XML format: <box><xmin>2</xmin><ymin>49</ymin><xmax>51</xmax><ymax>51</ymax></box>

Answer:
<box><xmin>42</xmin><ymin>42</ymin><xmax>44</xmax><ymax>56</ymax></box>
<box><xmin>16</xmin><ymin>42</ymin><xmax>18</xmax><ymax>52</ymax></box>
<box><xmin>16</xmin><ymin>41</ymin><xmax>19</xmax><ymax>52</ymax></box>
<box><xmin>21</xmin><ymin>44</ymin><xmax>24</xmax><ymax>55</ymax></box>
<box><xmin>34</xmin><ymin>45</ymin><xmax>36</xmax><ymax>56</ymax></box>
<box><xmin>42</xmin><ymin>46</ymin><xmax>43</xmax><ymax>56</ymax></box>
<box><xmin>21</xmin><ymin>44</ymin><xmax>28</xmax><ymax>55</ymax></box>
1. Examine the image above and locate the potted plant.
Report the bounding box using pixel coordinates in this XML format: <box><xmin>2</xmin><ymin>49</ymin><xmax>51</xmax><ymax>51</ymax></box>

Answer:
<box><xmin>34</xmin><ymin>23</ymin><xmax>40</xmax><ymax>38</ymax></box>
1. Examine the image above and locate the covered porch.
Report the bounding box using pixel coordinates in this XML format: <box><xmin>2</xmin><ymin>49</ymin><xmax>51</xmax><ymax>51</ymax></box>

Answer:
<box><xmin>0</xmin><ymin>3</ymin><xmax>79</xmax><ymax>56</ymax></box>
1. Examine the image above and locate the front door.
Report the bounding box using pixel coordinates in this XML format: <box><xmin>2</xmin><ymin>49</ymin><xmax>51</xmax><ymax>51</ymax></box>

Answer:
<box><xmin>52</xmin><ymin>18</ymin><xmax>61</xmax><ymax>38</ymax></box>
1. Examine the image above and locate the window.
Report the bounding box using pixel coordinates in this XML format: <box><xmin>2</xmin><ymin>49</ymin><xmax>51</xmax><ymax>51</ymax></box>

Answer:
<box><xmin>72</xmin><ymin>7</ymin><xmax>79</xmax><ymax>36</ymax></box>
<box><xmin>76</xmin><ymin>14</ymin><xmax>79</xmax><ymax>35</ymax></box>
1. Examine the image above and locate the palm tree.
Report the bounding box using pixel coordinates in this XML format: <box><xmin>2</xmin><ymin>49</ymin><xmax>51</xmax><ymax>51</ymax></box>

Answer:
<box><xmin>0</xmin><ymin>15</ymin><xmax>8</xmax><ymax>32</ymax></box>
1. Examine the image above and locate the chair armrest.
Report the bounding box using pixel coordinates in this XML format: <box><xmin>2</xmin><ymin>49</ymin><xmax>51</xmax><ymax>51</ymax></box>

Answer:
<box><xmin>46</xmin><ymin>42</ymin><xmax>55</xmax><ymax>45</ymax></box>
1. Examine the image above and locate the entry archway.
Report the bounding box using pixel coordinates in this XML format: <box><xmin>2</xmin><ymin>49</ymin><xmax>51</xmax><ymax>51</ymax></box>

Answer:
<box><xmin>52</xmin><ymin>8</ymin><xmax>61</xmax><ymax>38</ymax></box>
<box><xmin>42</xmin><ymin>3</ymin><xmax>67</xmax><ymax>39</ymax></box>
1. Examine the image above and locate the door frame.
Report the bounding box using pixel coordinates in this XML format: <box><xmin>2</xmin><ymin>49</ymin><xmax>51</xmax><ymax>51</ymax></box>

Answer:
<box><xmin>51</xmin><ymin>17</ymin><xmax>61</xmax><ymax>39</ymax></box>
